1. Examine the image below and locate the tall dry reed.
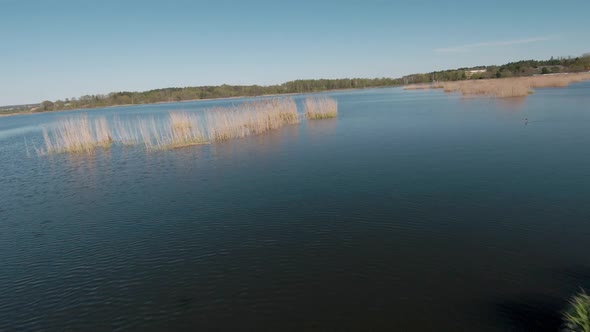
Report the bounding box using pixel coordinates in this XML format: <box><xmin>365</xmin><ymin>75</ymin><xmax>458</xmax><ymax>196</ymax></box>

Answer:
<box><xmin>38</xmin><ymin>116</ymin><xmax>112</xmax><ymax>155</ymax></box>
<box><xmin>439</xmin><ymin>79</ymin><xmax>532</xmax><ymax>98</ymax></box>
<box><xmin>304</xmin><ymin>97</ymin><xmax>338</xmax><ymax>119</ymax></box>
<box><xmin>418</xmin><ymin>72</ymin><xmax>590</xmax><ymax>98</ymax></box>
<box><xmin>37</xmin><ymin>97</ymin><xmax>303</xmax><ymax>155</ymax></box>
<box><xmin>404</xmin><ymin>83</ymin><xmax>444</xmax><ymax>90</ymax></box>
<box><xmin>115</xmin><ymin>113</ymin><xmax>208</xmax><ymax>151</ymax></box>
<box><xmin>113</xmin><ymin>116</ymin><xmax>141</xmax><ymax>146</ymax></box>
<box><xmin>205</xmin><ymin>97</ymin><xmax>299</xmax><ymax>141</ymax></box>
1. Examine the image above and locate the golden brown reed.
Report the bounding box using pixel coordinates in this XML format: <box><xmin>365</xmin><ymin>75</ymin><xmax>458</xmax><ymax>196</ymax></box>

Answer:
<box><xmin>304</xmin><ymin>96</ymin><xmax>338</xmax><ymax>119</ymax></box>
<box><xmin>167</xmin><ymin>112</ymin><xmax>208</xmax><ymax>148</ymax></box>
<box><xmin>403</xmin><ymin>83</ymin><xmax>444</xmax><ymax>90</ymax></box>
<box><xmin>122</xmin><ymin>113</ymin><xmax>208</xmax><ymax>151</ymax></box>
<box><xmin>439</xmin><ymin>79</ymin><xmax>532</xmax><ymax>98</ymax></box>
<box><xmin>112</xmin><ymin>116</ymin><xmax>140</xmax><ymax>146</ymax></box>
<box><xmin>417</xmin><ymin>72</ymin><xmax>590</xmax><ymax>98</ymax></box>
<box><xmin>38</xmin><ymin>97</ymin><xmax>302</xmax><ymax>155</ymax></box>
<box><xmin>38</xmin><ymin>116</ymin><xmax>112</xmax><ymax>155</ymax></box>
<box><xmin>205</xmin><ymin>97</ymin><xmax>299</xmax><ymax>141</ymax></box>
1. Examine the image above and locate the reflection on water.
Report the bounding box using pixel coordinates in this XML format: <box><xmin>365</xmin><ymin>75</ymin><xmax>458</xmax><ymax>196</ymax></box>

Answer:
<box><xmin>454</xmin><ymin>95</ymin><xmax>527</xmax><ymax>112</ymax></box>
<box><xmin>51</xmin><ymin>150</ymin><xmax>113</xmax><ymax>197</ymax></box>
<box><xmin>250</xmin><ymin>124</ymin><xmax>300</xmax><ymax>155</ymax></box>
<box><xmin>304</xmin><ymin>118</ymin><xmax>338</xmax><ymax>143</ymax></box>
<box><xmin>208</xmin><ymin>123</ymin><xmax>300</xmax><ymax>162</ymax></box>
<box><xmin>495</xmin><ymin>97</ymin><xmax>528</xmax><ymax>110</ymax></box>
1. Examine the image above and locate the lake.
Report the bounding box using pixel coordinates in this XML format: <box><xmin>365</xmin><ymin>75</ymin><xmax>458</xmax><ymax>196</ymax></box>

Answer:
<box><xmin>1</xmin><ymin>84</ymin><xmax>589</xmax><ymax>331</ymax></box>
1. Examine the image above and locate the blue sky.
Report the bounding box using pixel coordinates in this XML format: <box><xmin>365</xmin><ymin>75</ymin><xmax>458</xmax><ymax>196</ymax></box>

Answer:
<box><xmin>1</xmin><ymin>0</ymin><xmax>589</xmax><ymax>105</ymax></box>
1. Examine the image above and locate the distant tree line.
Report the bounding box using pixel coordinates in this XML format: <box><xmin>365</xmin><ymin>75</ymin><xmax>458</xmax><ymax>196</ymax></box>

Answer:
<box><xmin>24</xmin><ymin>53</ymin><xmax>590</xmax><ymax>113</ymax></box>
<box><xmin>403</xmin><ymin>54</ymin><xmax>590</xmax><ymax>84</ymax></box>
<box><xmin>41</xmin><ymin>78</ymin><xmax>402</xmax><ymax>111</ymax></box>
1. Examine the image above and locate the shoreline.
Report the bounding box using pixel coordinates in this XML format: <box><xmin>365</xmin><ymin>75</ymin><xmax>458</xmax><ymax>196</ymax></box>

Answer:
<box><xmin>402</xmin><ymin>72</ymin><xmax>590</xmax><ymax>98</ymax></box>
<box><xmin>0</xmin><ymin>86</ymin><xmax>396</xmax><ymax>118</ymax></box>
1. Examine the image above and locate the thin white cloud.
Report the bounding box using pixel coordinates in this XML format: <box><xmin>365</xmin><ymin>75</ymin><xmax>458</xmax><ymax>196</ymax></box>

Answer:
<box><xmin>435</xmin><ymin>36</ymin><xmax>554</xmax><ymax>53</ymax></box>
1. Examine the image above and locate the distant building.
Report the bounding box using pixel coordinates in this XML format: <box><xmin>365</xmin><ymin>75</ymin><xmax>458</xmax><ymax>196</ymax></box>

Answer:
<box><xmin>465</xmin><ymin>69</ymin><xmax>486</xmax><ymax>78</ymax></box>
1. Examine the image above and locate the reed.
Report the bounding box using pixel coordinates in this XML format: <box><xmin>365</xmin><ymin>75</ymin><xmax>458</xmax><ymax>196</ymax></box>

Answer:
<box><xmin>404</xmin><ymin>83</ymin><xmax>444</xmax><ymax>90</ymax></box>
<box><xmin>205</xmin><ymin>97</ymin><xmax>299</xmax><ymax>141</ymax></box>
<box><xmin>159</xmin><ymin>112</ymin><xmax>208</xmax><ymax>149</ymax></box>
<box><xmin>525</xmin><ymin>72</ymin><xmax>590</xmax><ymax>88</ymax></box>
<box><xmin>424</xmin><ymin>72</ymin><xmax>590</xmax><ymax>98</ymax></box>
<box><xmin>563</xmin><ymin>290</ymin><xmax>590</xmax><ymax>332</ymax></box>
<box><xmin>436</xmin><ymin>79</ymin><xmax>531</xmax><ymax>97</ymax></box>
<box><xmin>36</xmin><ymin>97</ymin><xmax>303</xmax><ymax>155</ymax></box>
<box><xmin>304</xmin><ymin>96</ymin><xmax>338</xmax><ymax>119</ymax></box>
<box><xmin>136</xmin><ymin>117</ymin><xmax>159</xmax><ymax>150</ymax></box>
<box><xmin>94</xmin><ymin>117</ymin><xmax>112</xmax><ymax>148</ymax></box>
<box><xmin>205</xmin><ymin>106</ymin><xmax>254</xmax><ymax>141</ymax></box>
<box><xmin>126</xmin><ymin>113</ymin><xmax>208</xmax><ymax>151</ymax></box>
<box><xmin>38</xmin><ymin>116</ymin><xmax>112</xmax><ymax>155</ymax></box>
<box><xmin>112</xmin><ymin>116</ymin><xmax>140</xmax><ymax>146</ymax></box>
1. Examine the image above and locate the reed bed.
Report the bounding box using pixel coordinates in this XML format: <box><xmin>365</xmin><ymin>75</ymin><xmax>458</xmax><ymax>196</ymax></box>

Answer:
<box><xmin>38</xmin><ymin>116</ymin><xmax>112</xmax><ymax>155</ymax></box>
<box><xmin>112</xmin><ymin>116</ymin><xmax>141</xmax><ymax>146</ymax></box>
<box><xmin>127</xmin><ymin>112</ymin><xmax>213</xmax><ymax>150</ymax></box>
<box><xmin>37</xmin><ymin>97</ymin><xmax>303</xmax><ymax>155</ymax></box>
<box><xmin>419</xmin><ymin>72</ymin><xmax>590</xmax><ymax>98</ymax></box>
<box><xmin>167</xmin><ymin>112</ymin><xmax>208</xmax><ymax>148</ymax></box>
<box><xmin>439</xmin><ymin>79</ymin><xmax>532</xmax><ymax>98</ymax></box>
<box><xmin>206</xmin><ymin>97</ymin><xmax>299</xmax><ymax>141</ymax></box>
<box><xmin>304</xmin><ymin>97</ymin><xmax>338</xmax><ymax>119</ymax></box>
<box><xmin>403</xmin><ymin>83</ymin><xmax>444</xmax><ymax>90</ymax></box>
<box><xmin>135</xmin><ymin>112</ymin><xmax>208</xmax><ymax>151</ymax></box>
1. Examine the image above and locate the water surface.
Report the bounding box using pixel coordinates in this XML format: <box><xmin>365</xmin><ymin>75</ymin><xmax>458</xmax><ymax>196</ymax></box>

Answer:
<box><xmin>1</xmin><ymin>85</ymin><xmax>590</xmax><ymax>331</ymax></box>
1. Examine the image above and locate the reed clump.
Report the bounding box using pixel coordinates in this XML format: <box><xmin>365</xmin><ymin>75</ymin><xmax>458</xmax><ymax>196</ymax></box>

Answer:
<box><xmin>140</xmin><ymin>112</ymin><xmax>208</xmax><ymax>150</ymax></box>
<box><xmin>440</xmin><ymin>79</ymin><xmax>532</xmax><ymax>98</ymax></box>
<box><xmin>423</xmin><ymin>72</ymin><xmax>590</xmax><ymax>98</ymax></box>
<box><xmin>404</xmin><ymin>83</ymin><xmax>444</xmax><ymax>90</ymax></box>
<box><xmin>206</xmin><ymin>97</ymin><xmax>299</xmax><ymax>141</ymax></box>
<box><xmin>113</xmin><ymin>116</ymin><xmax>140</xmax><ymax>146</ymax></box>
<box><xmin>524</xmin><ymin>72</ymin><xmax>590</xmax><ymax>88</ymax></box>
<box><xmin>562</xmin><ymin>290</ymin><xmax>590</xmax><ymax>332</ymax></box>
<box><xmin>128</xmin><ymin>112</ymin><xmax>209</xmax><ymax>151</ymax></box>
<box><xmin>37</xmin><ymin>97</ymin><xmax>303</xmax><ymax>155</ymax></box>
<box><xmin>39</xmin><ymin>116</ymin><xmax>112</xmax><ymax>155</ymax></box>
<box><xmin>166</xmin><ymin>112</ymin><xmax>208</xmax><ymax>148</ymax></box>
<box><xmin>304</xmin><ymin>96</ymin><xmax>338</xmax><ymax>119</ymax></box>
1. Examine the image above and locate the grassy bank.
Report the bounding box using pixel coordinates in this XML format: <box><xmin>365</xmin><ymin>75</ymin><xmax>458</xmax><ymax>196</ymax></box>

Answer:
<box><xmin>404</xmin><ymin>72</ymin><xmax>590</xmax><ymax>98</ymax></box>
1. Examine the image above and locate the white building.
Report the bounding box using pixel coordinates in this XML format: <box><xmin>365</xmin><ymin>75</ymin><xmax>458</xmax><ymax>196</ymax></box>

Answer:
<box><xmin>465</xmin><ymin>69</ymin><xmax>486</xmax><ymax>78</ymax></box>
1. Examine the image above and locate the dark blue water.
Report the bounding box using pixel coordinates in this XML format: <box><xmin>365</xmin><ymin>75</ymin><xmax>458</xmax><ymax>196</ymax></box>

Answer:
<box><xmin>1</xmin><ymin>85</ymin><xmax>590</xmax><ymax>331</ymax></box>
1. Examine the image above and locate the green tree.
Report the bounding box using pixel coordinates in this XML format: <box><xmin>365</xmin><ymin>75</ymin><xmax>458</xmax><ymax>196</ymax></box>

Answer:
<box><xmin>40</xmin><ymin>100</ymin><xmax>54</xmax><ymax>111</ymax></box>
